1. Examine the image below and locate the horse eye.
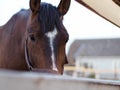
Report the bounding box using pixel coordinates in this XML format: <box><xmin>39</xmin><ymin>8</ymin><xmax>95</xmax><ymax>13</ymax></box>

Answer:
<box><xmin>65</xmin><ymin>38</ymin><xmax>68</xmax><ymax>43</ymax></box>
<box><xmin>29</xmin><ymin>34</ymin><xmax>36</xmax><ymax>42</ymax></box>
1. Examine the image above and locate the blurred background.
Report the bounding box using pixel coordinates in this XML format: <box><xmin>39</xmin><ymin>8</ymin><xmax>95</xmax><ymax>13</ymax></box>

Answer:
<box><xmin>0</xmin><ymin>0</ymin><xmax>120</xmax><ymax>80</ymax></box>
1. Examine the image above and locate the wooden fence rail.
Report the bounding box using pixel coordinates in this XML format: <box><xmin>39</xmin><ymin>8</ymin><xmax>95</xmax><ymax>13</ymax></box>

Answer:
<box><xmin>0</xmin><ymin>70</ymin><xmax>120</xmax><ymax>90</ymax></box>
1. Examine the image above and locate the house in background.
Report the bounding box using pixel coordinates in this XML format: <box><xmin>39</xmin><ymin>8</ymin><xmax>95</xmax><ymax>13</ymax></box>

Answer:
<box><xmin>66</xmin><ymin>38</ymin><xmax>120</xmax><ymax>80</ymax></box>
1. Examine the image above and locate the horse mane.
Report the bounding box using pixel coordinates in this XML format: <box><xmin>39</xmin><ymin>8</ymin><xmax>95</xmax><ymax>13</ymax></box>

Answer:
<box><xmin>38</xmin><ymin>3</ymin><xmax>61</xmax><ymax>33</ymax></box>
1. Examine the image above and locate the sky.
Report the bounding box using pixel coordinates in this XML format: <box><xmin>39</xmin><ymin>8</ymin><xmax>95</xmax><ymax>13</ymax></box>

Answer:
<box><xmin>0</xmin><ymin>0</ymin><xmax>120</xmax><ymax>52</ymax></box>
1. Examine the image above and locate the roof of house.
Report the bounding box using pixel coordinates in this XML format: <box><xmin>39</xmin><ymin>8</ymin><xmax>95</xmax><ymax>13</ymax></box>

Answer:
<box><xmin>67</xmin><ymin>38</ymin><xmax>120</xmax><ymax>64</ymax></box>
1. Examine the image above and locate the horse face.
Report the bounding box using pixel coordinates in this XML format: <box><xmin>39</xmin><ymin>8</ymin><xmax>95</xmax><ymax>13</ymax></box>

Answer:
<box><xmin>26</xmin><ymin>0</ymin><xmax>71</xmax><ymax>74</ymax></box>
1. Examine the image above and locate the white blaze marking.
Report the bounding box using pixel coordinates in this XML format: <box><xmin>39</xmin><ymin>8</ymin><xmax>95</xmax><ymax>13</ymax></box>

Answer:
<box><xmin>45</xmin><ymin>28</ymin><xmax>58</xmax><ymax>71</ymax></box>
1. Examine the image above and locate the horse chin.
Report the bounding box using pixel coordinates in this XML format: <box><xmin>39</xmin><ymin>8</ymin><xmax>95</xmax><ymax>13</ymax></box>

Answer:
<box><xmin>31</xmin><ymin>68</ymin><xmax>60</xmax><ymax>75</ymax></box>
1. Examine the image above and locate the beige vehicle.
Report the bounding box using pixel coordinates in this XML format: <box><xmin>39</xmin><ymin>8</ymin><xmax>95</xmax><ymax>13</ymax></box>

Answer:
<box><xmin>76</xmin><ymin>0</ymin><xmax>120</xmax><ymax>28</ymax></box>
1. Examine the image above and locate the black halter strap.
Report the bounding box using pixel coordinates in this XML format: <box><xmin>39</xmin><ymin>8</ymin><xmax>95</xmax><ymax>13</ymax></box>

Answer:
<box><xmin>24</xmin><ymin>38</ymin><xmax>59</xmax><ymax>74</ymax></box>
<box><xmin>25</xmin><ymin>38</ymin><xmax>33</xmax><ymax>70</ymax></box>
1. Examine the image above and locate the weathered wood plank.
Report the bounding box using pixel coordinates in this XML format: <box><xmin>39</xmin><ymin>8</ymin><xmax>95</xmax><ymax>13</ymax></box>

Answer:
<box><xmin>0</xmin><ymin>70</ymin><xmax>120</xmax><ymax>90</ymax></box>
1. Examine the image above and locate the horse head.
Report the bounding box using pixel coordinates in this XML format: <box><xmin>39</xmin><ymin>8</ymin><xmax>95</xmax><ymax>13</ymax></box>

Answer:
<box><xmin>25</xmin><ymin>0</ymin><xmax>71</xmax><ymax>74</ymax></box>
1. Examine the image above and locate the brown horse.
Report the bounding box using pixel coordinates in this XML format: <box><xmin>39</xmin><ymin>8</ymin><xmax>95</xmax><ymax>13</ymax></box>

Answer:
<box><xmin>0</xmin><ymin>0</ymin><xmax>71</xmax><ymax>74</ymax></box>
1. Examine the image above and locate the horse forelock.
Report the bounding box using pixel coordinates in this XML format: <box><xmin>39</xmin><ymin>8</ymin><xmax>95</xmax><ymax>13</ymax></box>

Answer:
<box><xmin>38</xmin><ymin>3</ymin><xmax>61</xmax><ymax>33</ymax></box>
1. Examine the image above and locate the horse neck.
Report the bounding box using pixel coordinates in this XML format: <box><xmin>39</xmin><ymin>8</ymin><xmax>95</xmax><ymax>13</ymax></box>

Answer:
<box><xmin>0</xmin><ymin>9</ymin><xmax>31</xmax><ymax>52</ymax></box>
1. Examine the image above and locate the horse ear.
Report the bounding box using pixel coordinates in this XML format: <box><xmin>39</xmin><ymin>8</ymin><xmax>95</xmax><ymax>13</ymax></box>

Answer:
<box><xmin>57</xmin><ymin>0</ymin><xmax>71</xmax><ymax>16</ymax></box>
<box><xmin>30</xmin><ymin>0</ymin><xmax>41</xmax><ymax>14</ymax></box>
